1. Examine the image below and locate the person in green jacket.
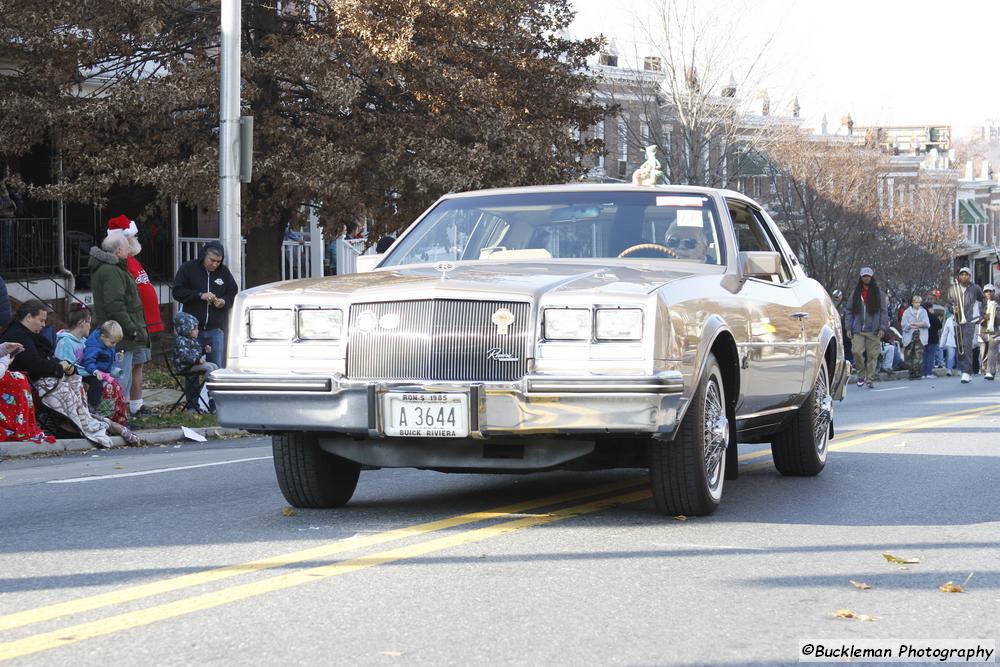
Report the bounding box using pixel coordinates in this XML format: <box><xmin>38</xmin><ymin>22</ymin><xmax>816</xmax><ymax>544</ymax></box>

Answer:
<box><xmin>88</xmin><ymin>232</ymin><xmax>148</xmax><ymax>400</ymax></box>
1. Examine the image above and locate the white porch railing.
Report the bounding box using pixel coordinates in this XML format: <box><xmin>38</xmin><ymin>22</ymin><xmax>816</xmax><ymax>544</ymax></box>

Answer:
<box><xmin>176</xmin><ymin>237</ymin><xmax>248</xmax><ymax>286</ymax></box>
<box><xmin>176</xmin><ymin>236</ymin><xmax>324</xmax><ymax>284</ymax></box>
<box><xmin>280</xmin><ymin>240</ymin><xmax>312</xmax><ymax>280</ymax></box>
<box><xmin>335</xmin><ymin>237</ymin><xmax>374</xmax><ymax>274</ymax></box>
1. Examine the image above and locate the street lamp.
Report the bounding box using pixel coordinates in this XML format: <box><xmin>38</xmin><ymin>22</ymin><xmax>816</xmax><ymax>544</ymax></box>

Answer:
<box><xmin>220</xmin><ymin>0</ymin><xmax>242</xmax><ymax>288</ymax></box>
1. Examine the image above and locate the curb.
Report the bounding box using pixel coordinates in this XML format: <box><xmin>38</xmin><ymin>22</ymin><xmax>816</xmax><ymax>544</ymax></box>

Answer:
<box><xmin>846</xmin><ymin>367</ymin><xmax>970</xmax><ymax>384</ymax></box>
<box><xmin>0</xmin><ymin>427</ymin><xmax>248</xmax><ymax>459</ymax></box>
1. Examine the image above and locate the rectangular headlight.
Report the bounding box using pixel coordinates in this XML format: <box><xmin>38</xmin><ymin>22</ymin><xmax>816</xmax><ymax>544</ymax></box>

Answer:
<box><xmin>298</xmin><ymin>308</ymin><xmax>344</xmax><ymax>340</ymax></box>
<box><xmin>543</xmin><ymin>308</ymin><xmax>591</xmax><ymax>340</ymax></box>
<box><xmin>596</xmin><ymin>308</ymin><xmax>643</xmax><ymax>341</ymax></box>
<box><xmin>248</xmin><ymin>309</ymin><xmax>294</xmax><ymax>340</ymax></box>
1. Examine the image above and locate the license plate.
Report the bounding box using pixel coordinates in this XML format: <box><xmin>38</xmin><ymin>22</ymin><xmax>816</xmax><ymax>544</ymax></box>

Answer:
<box><xmin>382</xmin><ymin>392</ymin><xmax>469</xmax><ymax>438</ymax></box>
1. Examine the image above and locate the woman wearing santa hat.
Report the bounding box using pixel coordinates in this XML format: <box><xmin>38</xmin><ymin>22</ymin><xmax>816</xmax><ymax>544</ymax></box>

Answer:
<box><xmin>107</xmin><ymin>214</ymin><xmax>164</xmax><ymax>417</ymax></box>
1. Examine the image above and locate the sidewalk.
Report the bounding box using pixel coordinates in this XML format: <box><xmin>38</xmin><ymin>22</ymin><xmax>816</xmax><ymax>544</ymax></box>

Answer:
<box><xmin>1</xmin><ymin>387</ymin><xmax>248</xmax><ymax>459</ymax></box>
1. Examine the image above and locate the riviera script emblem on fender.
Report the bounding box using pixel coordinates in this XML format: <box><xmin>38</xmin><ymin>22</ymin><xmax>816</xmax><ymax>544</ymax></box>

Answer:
<box><xmin>486</xmin><ymin>347</ymin><xmax>518</xmax><ymax>363</ymax></box>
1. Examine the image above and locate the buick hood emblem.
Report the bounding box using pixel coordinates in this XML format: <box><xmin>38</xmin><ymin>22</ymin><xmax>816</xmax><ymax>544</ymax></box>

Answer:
<box><xmin>434</xmin><ymin>261</ymin><xmax>455</xmax><ymax>280</ymax></box>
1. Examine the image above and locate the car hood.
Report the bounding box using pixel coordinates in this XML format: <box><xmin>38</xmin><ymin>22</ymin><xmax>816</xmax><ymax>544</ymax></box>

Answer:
<box><xmin>244</xmin><ymin>260</ymin><xmax>723</xmax><ymax>302</ymax></box>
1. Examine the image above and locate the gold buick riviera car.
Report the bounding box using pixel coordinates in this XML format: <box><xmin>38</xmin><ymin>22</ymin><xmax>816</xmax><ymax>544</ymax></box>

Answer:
<box><xmin>208</xmin><ymin>185</ymin><xmax>848</xmax><ymax>516</ymax></box>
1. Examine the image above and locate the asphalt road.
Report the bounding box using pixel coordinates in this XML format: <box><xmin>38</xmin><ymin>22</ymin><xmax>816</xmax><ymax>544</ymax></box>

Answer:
<box><xmin>1</xmin><ymin>375</ymin><xmax>999</xmax><ymax>665</ymax></box>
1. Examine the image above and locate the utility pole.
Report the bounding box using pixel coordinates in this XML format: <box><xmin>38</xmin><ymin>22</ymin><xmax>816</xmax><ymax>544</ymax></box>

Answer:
<box><xmin>219</xmin><ymin>0</ymin><xmax>242</xmax><ymax>288</ymax></box>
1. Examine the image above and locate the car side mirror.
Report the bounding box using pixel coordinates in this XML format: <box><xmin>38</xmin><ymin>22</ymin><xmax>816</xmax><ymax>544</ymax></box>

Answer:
<box><xmin>354</xmin><ymin>254</ymin><xmax>384</xmax><ymax>273</ymax></box>
<box><xmin>739</xmin><ymin>251</ymin><xmax>782</xmax><ymax>279</ymax></box>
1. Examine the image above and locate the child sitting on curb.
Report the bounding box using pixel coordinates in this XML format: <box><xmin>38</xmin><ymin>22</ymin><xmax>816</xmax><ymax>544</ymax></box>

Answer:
<box><xmin>54</xmin><ymin>305</ymin><xmax>93</xmax><ymax>377</ymax></box>
<box><xmin>83</xmin><ymin>320</ymin><xmax>129</xmax><ymax>426</ymax></box>
<box><xmin>173</xmin><ymin>312</ymin><xmax>219</xmax><ymax>413</ymax></box>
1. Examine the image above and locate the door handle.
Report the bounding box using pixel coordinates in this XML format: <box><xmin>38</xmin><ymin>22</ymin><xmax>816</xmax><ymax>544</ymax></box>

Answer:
<box><xmin>790</xmin><ymin>312</ymin><xmax>810</xmax><ymax>320</ymax></box>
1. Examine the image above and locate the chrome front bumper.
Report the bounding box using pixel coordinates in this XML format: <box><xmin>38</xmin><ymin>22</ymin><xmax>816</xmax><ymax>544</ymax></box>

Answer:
<box><xmin>207</xmin><ymin>369</ymin><xmax>686</xmax><ymax>438</ymax></box>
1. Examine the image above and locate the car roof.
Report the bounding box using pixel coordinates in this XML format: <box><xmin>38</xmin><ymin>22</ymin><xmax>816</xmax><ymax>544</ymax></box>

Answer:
<box><xmin>438</xmin><ymin>183</ymin><xmax>757</xmax><ymax>205</ymax></box>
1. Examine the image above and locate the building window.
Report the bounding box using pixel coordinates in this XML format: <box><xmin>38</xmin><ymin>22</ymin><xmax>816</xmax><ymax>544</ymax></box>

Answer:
<box><xmin>643</xmin><ymin>56</ymin><xmax>662</xmax><ymax>71</ymax></box>
<box><xmin>641</xmin><ymin>122</ymin><xmax>650</xmax><ymax>148</ymax></box>
<box><xmin>618</xmin><ymin>120</ymin><xmax>628</xmax><ymax>162</ymax></box>
<box><xmin>596</xmin><ymin>154</ymin><xmax>605</xmax><ymax>171</ymax></box>
<box><xmin>595</xmin><ymin>120</ymin><xmax>604</xmax><ymax>141</ymax></box>
<box><xmin>599</xmin><ymin>53</ymin><xmax>618</xmax><ymax>67</ymax></box>
<box><xmin>618</xmin><ymin>160</ymin><xmax>628</xmax><ymax>178</ymax></box>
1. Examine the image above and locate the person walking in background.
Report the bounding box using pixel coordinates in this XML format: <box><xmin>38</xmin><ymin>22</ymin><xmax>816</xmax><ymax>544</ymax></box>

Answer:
<box><xmin>980</xmin><ymin>284</ymin><xmax>998</xmax><ymax>380</ymax></box>
<box><xmin>948</xmin><ymin>267</ymin><xmax>984</xmax><ymax>384</ymax></box>
<box><xmin>88</xmin><ymin>233</ymin><xmax>148</xmax><ymax>398</ymax></box>
<box><xmin>922</xmin><ymin>301</ymin><xmax>942</xmax><ymax>379</ymax></box>
<box><xmin>846</xmin><ymin>267</ymin><xmax>889</xmax><ymax>388</ymax></box>
<box><xmin>901</xmin><ymin>294</ymin><xmax>929</xmax><ymax>379</ymax></box>
<box><xmin>107</xmin><ymin>215</ymin><xmax>163</xmax><ymax>417</ymax></box>
<box><xmin>940</xmin><ymin>306</ymin><xmax>958</xmax><ymax>376</ymax></box>
<box><xmin>172</xmin><ymin>241</ymin><xmax>238</xmax><ymax>368</ymax></box>
<box><xmin>832</xmin><ymin>290</ymin><xmax>853</xmax><ymax>365</ymax></box>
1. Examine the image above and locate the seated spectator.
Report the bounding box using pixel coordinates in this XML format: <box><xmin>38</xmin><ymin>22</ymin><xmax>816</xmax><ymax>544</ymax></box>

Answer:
<box><xmin>4</xmin><ymin>300</ymin><xmax>113</xmax><ymax>446</ymax></box>
<box><xmin>54</xmin><ymin>304</ymin><xmax>93</xmax><ymax>379</ymax></box>
<box><xmin>173</xmin><ymin>312</ymin><xmax>219</xmax><ymax>413</ymax></box>
<box><xmin>2</xmin><ymin>300</ymin><xmax>137</xmax><ymax>447</ymax></box>
<box><xmin>0</xmin><ymin>341</ymin><xmax>55</xmax><ymax>444</ymax></box>
<box><xmin>82</xmin><ymin>321</ymin><xmax>129</xmax><ymax>425</ymax></box>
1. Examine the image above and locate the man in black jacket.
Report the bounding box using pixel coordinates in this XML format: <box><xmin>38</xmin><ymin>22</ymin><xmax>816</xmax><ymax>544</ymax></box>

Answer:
<box><xmin>172</xmin><ymin>241</ymin><xmax>238</xmax><ymax>367</ymax></box>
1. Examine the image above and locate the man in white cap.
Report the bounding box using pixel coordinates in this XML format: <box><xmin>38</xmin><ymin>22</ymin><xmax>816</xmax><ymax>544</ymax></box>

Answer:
<box><xmin>107</xmin><ymin>214</ymin><xmax>164</xmax><ymax>416</ymax></box>
<box><xmin>980</xmin><ymin>283</ymin><xmax>998</xmax><ymax>380</ymax></box>
<box><xmin>947</xmin><ymin>266</ymin><xmax>985</xmax><ymax>383</ymax></box>
<box><xmin>846</xmin><ymin>266</ymin><xmax>889</xmax><ymax>388</ymax></box>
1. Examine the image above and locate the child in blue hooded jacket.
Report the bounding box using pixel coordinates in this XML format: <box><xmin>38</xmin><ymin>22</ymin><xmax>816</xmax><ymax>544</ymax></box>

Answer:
<box><xmin>173</xmin><ymin>312</ymin><xmax>218</xmax><ymax>412</ymax></box>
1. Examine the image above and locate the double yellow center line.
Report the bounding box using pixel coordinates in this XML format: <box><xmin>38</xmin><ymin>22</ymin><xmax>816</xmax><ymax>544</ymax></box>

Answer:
<box><xmin>1</xmin><ymin>401</ymin><xmax>997</xmax><ymax>661</ymax></box>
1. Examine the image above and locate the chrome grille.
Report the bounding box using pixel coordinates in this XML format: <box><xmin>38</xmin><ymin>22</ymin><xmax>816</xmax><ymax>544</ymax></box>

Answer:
<box><xmin>347</xmin><ymin>300</ymin><xmax>531</xmax><ymax>381</ymax></box>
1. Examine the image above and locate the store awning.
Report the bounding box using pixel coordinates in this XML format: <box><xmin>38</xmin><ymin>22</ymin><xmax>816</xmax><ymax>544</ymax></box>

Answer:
<box><xmin>959</xmin><ymin>198</ymin><xmax>987</xmax><ymax>225</ymax></box>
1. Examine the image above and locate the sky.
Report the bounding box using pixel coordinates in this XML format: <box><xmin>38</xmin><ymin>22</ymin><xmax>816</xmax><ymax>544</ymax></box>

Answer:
<box><xmin>570</xmin><ymin>0</ymin><xmax>1000</xmax><ymax>138</ymax></box>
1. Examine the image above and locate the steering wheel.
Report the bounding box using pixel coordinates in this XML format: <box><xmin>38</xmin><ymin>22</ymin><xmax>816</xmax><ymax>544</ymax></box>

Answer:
<box><xmin>617</xmin><ymin>243</ymin><xmax>678</xmax><ymax>258</ymax></box>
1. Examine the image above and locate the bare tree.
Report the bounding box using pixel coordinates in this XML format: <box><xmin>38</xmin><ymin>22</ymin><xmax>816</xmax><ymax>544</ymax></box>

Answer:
<box><xmin>880</xmin><ymin>173</ymin><xmax>963</xmax><ymax>297</ymax></box>
<box><xmin>600</xmin><ymin>0</ymin><xmax>783</xmax><ymax>187</ymax></box>
<box><xmin>764</xmin><ymin>136</ymin><xmax>885</xmax><ymax>292</ymax></box>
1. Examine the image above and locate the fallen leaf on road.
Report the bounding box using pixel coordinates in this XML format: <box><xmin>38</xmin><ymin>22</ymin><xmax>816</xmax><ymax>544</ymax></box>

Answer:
<box><xmin>673</xmin><ymin>515</ymin><xmax>688</xmax><ymax>521</ymax></box>
<box><xmin>834</xmin><ymin>608</ymin><xmax>878</xmax><ymax>621</ymax></box>
<box><xmin>113</xmin><ymin>465</ymin><xmax>124</xmax><ymax>470</ymax></box>
<box><xmin>850</xmin><ymin>580</ymin><xmax>872</xmax><ymax>590</ymax></box>
<box><xmin>378</xmin><ymin>651</ymin><xmax>403</xmax><ymax>657</ymax></box>
<box><xmin>882</xmin><ymin>552</ymin><xmax>920</xmax><ymax>564</ymax></box>
<box><xmin>281</xmin><ymin>507</ymin><xmax>297</xmax><ymax>517</ymax></box>
<box><xmin>939</xmin><ymin>581</ymin><xmax>964</xmax><ymax>593</ymax></box>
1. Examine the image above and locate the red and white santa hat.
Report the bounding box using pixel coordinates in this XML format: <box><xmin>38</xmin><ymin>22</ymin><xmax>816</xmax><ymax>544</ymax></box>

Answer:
<box><xmin>107</xmin><ymin>214</ymin><xmax>138</xmax><ymax>237</ymax></box>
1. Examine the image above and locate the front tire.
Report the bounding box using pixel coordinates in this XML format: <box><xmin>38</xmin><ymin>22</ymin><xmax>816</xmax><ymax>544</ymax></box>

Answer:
<box><xmin>272</xmin><ymin>433</ymin><xmax>361</xmax><ymax>508</ymax></box>
<box><xmin>649</xmin><ymin>354</ymin><xmax>730</xmax><ymax>516</ymax></box>
<box><xmin>770</xmin><ymin>361</ymin><xmax>831</xmax><ymax>476</ymax></box>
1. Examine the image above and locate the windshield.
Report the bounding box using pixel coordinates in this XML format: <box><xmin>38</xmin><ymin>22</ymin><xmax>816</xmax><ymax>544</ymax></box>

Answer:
<box><xmin>381</xmin><ymin>191</ymin><xmax>726</xmax><ymax>267</ymax></box>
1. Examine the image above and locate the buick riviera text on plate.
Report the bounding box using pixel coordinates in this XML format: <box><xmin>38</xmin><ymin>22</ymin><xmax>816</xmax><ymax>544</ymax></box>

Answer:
<box><xmin>208</xmin><ymin>185</ymin><xmax>848</xmax><ymax>516</ymax></box>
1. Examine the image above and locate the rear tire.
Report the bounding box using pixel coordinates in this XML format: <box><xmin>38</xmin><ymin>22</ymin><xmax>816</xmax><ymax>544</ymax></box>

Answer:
<box><xmin>272</xmin><ymin>433</ymin><xmax>361</xmax><ymax>508</ymax></box>
<box><xmin>649</xmin><ymin>354</ymin><xmax>729</xmax><ymax>516</ymax></box>
<box><xmin>770</xmin><ymin>361</ymin><xmax>831</xmax><ymax>476</ymax></box>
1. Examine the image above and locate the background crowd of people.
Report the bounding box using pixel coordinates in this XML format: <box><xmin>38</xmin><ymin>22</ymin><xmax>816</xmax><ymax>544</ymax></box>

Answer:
<box><xmin>0</xmin><ymin>215</ymin><xmax>237</xmax><ymax>448</ymax></box>
<box><xmin>836</xmin><ymin>265</ymin><xmax>999</xmax><ymax>388</ymax></box>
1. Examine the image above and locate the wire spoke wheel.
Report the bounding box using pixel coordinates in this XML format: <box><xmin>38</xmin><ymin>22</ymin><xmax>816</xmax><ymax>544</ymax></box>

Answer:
<box><xmin>702</xmin><ymin>378</ymin><xmax>728</xmax><ymax>497</ymax></box>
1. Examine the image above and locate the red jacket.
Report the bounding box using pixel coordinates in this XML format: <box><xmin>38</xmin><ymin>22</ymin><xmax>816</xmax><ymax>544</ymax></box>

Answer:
<box><xmin>127</xmin><ymin>256</ymin><xmax>164</xmax><ymax>334</ymax></box>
